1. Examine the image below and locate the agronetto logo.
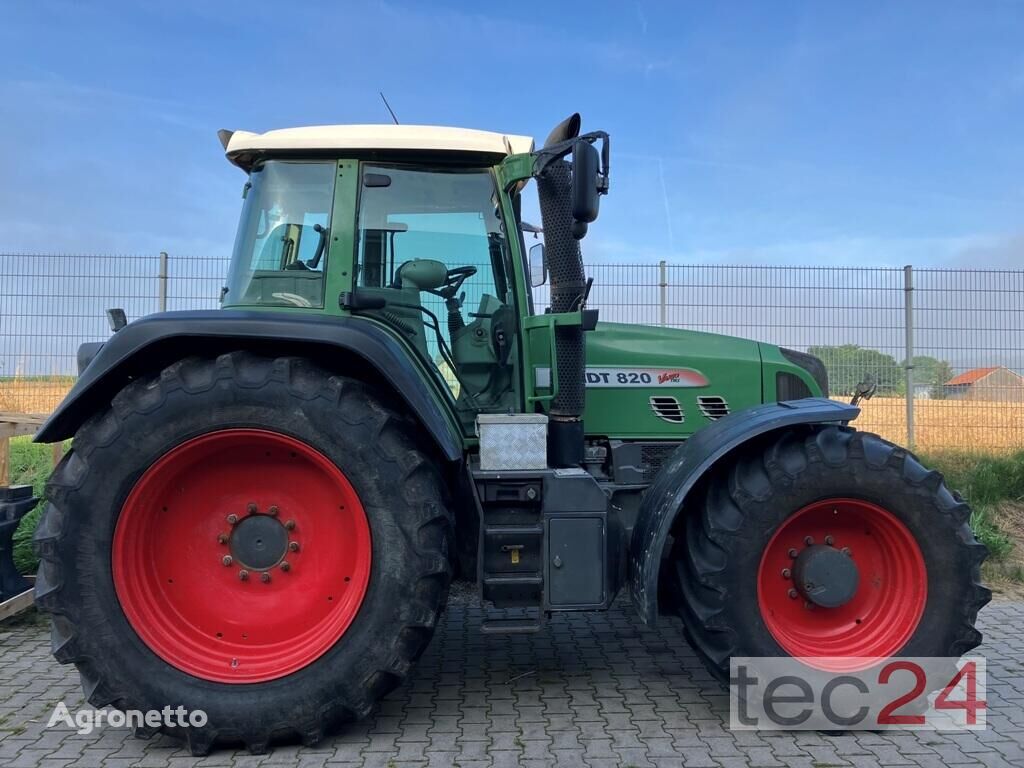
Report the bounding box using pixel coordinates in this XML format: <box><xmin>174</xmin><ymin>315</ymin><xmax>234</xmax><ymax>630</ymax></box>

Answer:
<box><xmin>47</xmin><ymin>702</ymin><xmax>208</xmax><ymax>735</ymax></box>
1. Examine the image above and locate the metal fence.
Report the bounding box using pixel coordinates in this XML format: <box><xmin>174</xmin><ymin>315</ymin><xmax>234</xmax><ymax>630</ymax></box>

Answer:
<box><xmin>2</xmin><ymin>253</ymin><xmax>1022</xmax><ymax>453</ymax></box>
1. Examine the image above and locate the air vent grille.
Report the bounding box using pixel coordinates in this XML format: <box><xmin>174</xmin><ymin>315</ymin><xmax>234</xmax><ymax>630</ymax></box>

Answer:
<box><xmin>776</xmin><ymin>371</ymin><xmax>813</xmax><ymax>401</ymax></box>
<box><xmin>649</xmin><ymin>396</ymin><xmax>685</xmax><ymax>423</ymax></box>
<box><xmin>639</xmin><ymin>442</ymin><xmax>682</xmax><ymax>481</ymax></box>
<box><xmin>697</xmin><ymin>396</ymin><xmax>730</xmax><ymax>420</ymax></box>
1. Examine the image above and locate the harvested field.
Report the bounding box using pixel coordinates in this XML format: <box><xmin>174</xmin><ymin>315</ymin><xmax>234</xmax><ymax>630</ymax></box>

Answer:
<box><xmin>0</xmin><ymin>377</ymin><xmax>74</xmax><ymax>415</ymax></box>
<box><xmin>847</xmin><ymin>396</ymin><xmax>1024</xmax><ymax>453</ymax></box>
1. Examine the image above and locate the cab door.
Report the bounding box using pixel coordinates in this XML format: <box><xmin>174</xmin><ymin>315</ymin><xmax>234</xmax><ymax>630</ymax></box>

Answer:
<box><xmin>352</xmin><ymin>162</ymin><xmax>523</xmax><ymax>431</ymax></box>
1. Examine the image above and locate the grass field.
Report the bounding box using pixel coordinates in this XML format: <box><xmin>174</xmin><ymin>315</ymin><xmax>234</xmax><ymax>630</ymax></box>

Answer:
<box><xmin>0</xmin><ymin>377</ymin><xmax>75</xmax><ymax>414</ymax></box>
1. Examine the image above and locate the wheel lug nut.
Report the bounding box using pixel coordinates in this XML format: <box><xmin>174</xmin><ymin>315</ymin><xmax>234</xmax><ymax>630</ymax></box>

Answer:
<box><xmin>247</xmin><ymin>503</ymin><xmax>258</xmax><ymax>515</ymax></box>
<box><xmin>217</xmin><ymin>533</ymin><xmax>228</xmax><ymax>545</ymax></box>
<box><xmin>804</xmin><ymin>536</ymin><xmax>814</xmax><ymax>545</ymax></box>
<box><xmin>261</xmin><ymin>572</ymin><xmax>271</xmax><ymax>583</ymax></box>
<box><xmin>825</xmin><ymin>535</ymin><xmax>834</xmax><ymax>546</ymax></box>
<box><xmin>289</xmin><ymin>541</ymin><xmax>300</xmax><ymax>553</ymax></box>
<box><xmin>280</xmin><ymin>561</ymin><xmax>290</xmax><ymax>572</ymax></box>
<box><xmin>788</xmin><ymin>548</ymin><xmax>798</xmax><ymax>558</ymax></box>
<box><xmin>284</xmin><ymin>520</ymin><xmax>296</xmax><ymax>531</ymax></box>
<box><xmin>781</xmin><ymin>568</ymin><xmax>791</xmax><ymax>579</ymax></box>
<box><xmin>226</xmin><ymin>514</ymin><xmax>238</xmax><ymax>525</ymax></box>
<box><xmin>804</xmin><ymin>601</ymin><xmax>814</xmax><ymax>610</ymax></box>
<box><xmin>239</xmin><ymin>569</ymin><xmax>249</xmax><ymax>581</ymax></box>
<box><xmin>221</xmin><ymin>555</ymin><xmax>233</xmax><ymax>566</ymax></box>
<box><xmin>788</xmin><ymin>589</ymin><xmax>798</xmax><ymax>599</ymax></box>
<box><xmin>268</xmin><ymin>505</ymin><xmax>279</xmax><ymax>516</ymax></box>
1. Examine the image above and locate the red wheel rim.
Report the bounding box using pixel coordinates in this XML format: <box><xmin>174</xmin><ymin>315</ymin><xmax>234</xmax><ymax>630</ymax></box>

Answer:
<box><xmin>757</xmin><ymin>498</ymin><xmax>927</xmax><ymax>671</ymax></box>
<box><xmin>113</xmin><ymin>429</ymin><xmax>372</xmax><ymax>683</ymax></box>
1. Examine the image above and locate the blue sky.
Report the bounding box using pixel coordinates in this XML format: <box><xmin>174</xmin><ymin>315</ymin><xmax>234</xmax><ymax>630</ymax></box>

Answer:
<box><xmin>2</xmin><ymin>0</ymin><xmax>1022</xmax><ymax>267</ymax></box>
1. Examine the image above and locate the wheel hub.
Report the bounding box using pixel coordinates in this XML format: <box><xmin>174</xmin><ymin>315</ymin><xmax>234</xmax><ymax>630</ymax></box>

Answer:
<box><xmin>229</xmin><ymin>513</ymin><xmax>289</xmax><ymax>571</ymax></box>
<box><xmin>792</xmin><ymin>544</ymin><xmax>859</xmax><ymax>608</ymax></box>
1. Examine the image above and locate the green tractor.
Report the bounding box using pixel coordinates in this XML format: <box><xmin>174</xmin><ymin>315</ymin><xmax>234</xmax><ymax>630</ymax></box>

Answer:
<box><xmin>33</xmin><ymin>114</ymin><xmax>988</xmax><ymax>753</ymax></box>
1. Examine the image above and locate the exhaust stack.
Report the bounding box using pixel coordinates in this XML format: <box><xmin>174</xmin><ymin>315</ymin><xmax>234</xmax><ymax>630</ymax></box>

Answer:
<box><xmin>537</xmin><ymin>116</ymin><xmax>588</xmax><ymax>467</ymax></box>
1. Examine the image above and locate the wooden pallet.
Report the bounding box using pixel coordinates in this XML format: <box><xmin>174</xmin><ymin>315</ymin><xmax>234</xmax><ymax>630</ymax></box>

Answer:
<box><xmin>0</xmin><ymin>577</ymin><xmax>35</xmax><ymax>622</ymax></box>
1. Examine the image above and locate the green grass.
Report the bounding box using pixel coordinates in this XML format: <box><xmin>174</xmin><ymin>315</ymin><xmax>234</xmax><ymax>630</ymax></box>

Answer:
<box><xmin>922</xmin><ymin>449</ymin><xmax>1024</xmax><ymax>567</ymax></box>
<box><xmin>923</xmin><ymin>450</ymin><xmax>1024</xmax><ymax>506</ymax></box>
<box><xmin>9</xmin><ymin>437</ymin><xmax>60</xmax><ymax>574</ymax></box>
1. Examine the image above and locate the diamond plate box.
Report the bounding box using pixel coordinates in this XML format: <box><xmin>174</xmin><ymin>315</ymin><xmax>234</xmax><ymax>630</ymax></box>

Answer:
<box><xmin>477</xmin><ymin>413</ymin><xmax>548</xmax><ymax>470</ymax></box>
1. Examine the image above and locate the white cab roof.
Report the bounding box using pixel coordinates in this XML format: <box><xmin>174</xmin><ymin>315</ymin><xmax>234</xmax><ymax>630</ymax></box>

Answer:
<box><xmin>225</xmin><ymin>124</ymin><xmax>535</xmax><ymax>168</ymax></box>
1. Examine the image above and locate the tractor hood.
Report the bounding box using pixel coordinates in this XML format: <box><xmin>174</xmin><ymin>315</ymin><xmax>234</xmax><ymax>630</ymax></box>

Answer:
<box><xmin>576</xmin><ymin>322</ymin><xmax>762</xmax><ymax>439</ymax></box>
<box><xmin>539</xmin><ymin>322</ymin><xmax>820</xmax><ymax>441</ymax></box>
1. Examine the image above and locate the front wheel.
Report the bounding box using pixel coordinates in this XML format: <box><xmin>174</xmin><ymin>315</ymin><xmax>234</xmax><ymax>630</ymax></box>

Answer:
<box><xmin>670</xmin><ymin>425</ymin><xmax>990</xmax><ymax>679</ymax></box>
<box><xmin>33</xmin><ymin>353</ymin><xmax>453</xmax><ymax>754</ymax></box>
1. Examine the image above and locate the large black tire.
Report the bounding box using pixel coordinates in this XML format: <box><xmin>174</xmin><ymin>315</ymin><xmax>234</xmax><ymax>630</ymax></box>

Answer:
<box><xmin>669</xmin><ymin>425</ymin><xmax>990</xmax><ymax>682</ymax></box>
<box><xmin>33</xmin><ymin>352</ymin><xmax>453</xmax><ymax>754</ymax></box>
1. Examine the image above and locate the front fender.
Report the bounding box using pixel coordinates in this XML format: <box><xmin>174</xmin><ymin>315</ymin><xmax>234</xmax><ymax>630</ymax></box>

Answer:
<box><xmin>629</xmin><ymin>397</ymin><xmax>860</xmax><ymax>626</ymax></box>
<box><xmin>35</xmin><ymin>310</ymin><xmax>463</xmax><ymax>462</ymax></box>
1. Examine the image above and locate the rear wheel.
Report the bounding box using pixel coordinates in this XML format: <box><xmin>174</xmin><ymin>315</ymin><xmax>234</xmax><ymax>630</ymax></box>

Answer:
<box><xmin>34</xmin><ymin>353</ymin><xmax>452</xmax><ymax>754</ymax></box>
<box><xmin>670</xmin><ymin>425</ymin><xmax>990</xmax><ymax>679</ymax></box>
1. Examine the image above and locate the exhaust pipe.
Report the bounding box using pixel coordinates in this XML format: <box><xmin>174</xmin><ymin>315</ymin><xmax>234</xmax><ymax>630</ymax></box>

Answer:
<box><xmin>543</xmin><ymin>113</ymin><xmax>581</xmax><ymax>149</ymax></box>
<box><xmin>537</xmin><ymin>157</ymin><xmax>587</xmax><ymax>467</ymax></box>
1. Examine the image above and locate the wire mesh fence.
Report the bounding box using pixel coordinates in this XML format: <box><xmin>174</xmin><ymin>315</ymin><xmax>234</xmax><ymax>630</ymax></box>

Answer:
<box><xmin>2</xmin><ymin>253</ymin><xmax>1021</xmax><ymax>453</ymax></box>
<box><xmin>0</xmin><ymin>253</ymin><xmax>228</xmax><ymax>414</ymax></box>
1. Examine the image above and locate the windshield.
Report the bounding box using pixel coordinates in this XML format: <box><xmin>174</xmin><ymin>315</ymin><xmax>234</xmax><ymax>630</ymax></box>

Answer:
<box><xmin>224</xmin><ymin>161</ymin><xmax>335</xmax><ymax>308</ymax></box>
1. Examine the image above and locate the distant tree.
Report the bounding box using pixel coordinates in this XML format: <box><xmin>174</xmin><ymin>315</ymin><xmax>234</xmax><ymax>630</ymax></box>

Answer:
<box><xmin>905</xmin><ymin>355</ymin><xmax>954</xmax><ymax>399</ymax></box>
<box><xmin>807</xmin><ymin>344</ymin><xmax>903</xmax><ymax>396</ymax></box>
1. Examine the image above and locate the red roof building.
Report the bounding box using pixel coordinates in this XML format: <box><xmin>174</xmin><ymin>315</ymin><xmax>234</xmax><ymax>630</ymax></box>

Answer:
<box><xmin>944</xmin><ymin>367</ymin><xmax>1024</xmax><ymax>402</ymax></box>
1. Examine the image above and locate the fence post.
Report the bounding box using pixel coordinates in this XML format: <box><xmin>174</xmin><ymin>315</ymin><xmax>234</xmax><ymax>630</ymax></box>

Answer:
<box><xmin>903</xmin><ymin>264</ymin><xmax>915</xmax><ymax>449</ymax></box>
<box><xmin>658</xmin><ymin>260</ymin><xmax>668</xmax><ymax>327</ymax></box>
<box><xmin>158</xmin><ymin>251</ymin><xmax>169</xmax><ymax>313</ymax></box>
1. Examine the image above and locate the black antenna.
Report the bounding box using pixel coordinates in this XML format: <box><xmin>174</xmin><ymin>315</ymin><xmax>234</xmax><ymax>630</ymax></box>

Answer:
<box><xmin>379</xmin><ymin>92</ymin><xmax>399</xmax><ymax>125</ymax></box>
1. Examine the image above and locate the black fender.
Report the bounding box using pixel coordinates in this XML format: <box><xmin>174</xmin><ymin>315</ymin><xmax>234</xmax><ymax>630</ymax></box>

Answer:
<box><xmin>629</xmin><ymin>397</ymin><xmax>860</xmax><ymax>626</ymax></box>
<box><xmin>35</xmin><ymin>310</ymin><xmax>463</xmax><ymax>462</ymax></box>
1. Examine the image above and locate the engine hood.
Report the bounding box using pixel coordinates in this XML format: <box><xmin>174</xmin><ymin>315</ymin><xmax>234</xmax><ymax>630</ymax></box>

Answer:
<box><xmin>566</xmin><ymin>322</ymin><xmax>765</xmax><ymax>440</ymax></box>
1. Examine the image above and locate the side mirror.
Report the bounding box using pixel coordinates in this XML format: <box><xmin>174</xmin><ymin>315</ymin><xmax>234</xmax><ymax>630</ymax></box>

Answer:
<box><xmin>529</xmin><ymin>243</ymin><xmax>547</xmax><ymax>288</ymax></box>
<box><xmin>571</xmin><ymin>140</ymin><xmax>601</xmax><ymax>238</ymax></box>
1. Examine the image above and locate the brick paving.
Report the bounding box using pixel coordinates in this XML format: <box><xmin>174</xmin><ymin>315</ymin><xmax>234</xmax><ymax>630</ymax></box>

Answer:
<box><xmin>1</xmin><ymin>592</ymin><xmax>1021</xmax><ymax>767</ymax></box>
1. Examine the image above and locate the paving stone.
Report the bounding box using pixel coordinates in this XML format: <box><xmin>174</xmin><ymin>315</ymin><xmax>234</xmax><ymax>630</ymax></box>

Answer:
<box><xmin>0</xmin><ymin>597</ymin><xmax>1020</xmax><ymax>767</ymax></box>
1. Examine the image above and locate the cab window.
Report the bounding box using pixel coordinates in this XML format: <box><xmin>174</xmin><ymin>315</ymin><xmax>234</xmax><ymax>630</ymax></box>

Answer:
<box><xmin>224</xmin><ymin>161</ymin><xmax>335</xmax><ymax>308</ymax></box>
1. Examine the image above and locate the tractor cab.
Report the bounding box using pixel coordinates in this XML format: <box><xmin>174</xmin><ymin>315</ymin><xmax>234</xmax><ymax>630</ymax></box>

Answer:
<box><xmin>218</xmin><ymin>122</ymin><xmax>606</xmax><ymax>436</ymax></box>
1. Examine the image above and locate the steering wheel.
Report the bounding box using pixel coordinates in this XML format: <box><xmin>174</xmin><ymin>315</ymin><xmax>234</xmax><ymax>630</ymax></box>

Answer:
<box><xmin>427</xmin><ymin>265</ymin><xmax>477</xmax><ymax>300</ymax></box>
